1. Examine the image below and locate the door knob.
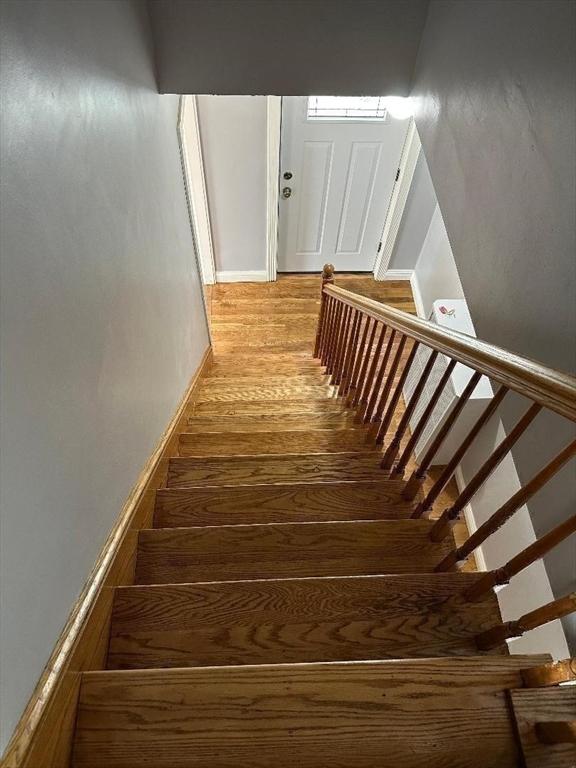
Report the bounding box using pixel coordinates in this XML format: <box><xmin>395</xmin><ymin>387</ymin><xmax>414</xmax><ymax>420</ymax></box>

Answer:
<box><xmin>282</xmin><ymin>187</ymin><xmax>292</xmax><ymax>199</ymax></box>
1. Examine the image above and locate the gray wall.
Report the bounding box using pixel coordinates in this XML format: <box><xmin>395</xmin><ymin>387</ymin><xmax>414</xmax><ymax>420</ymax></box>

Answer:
<box><xmin>197</xmin><ymin>96</ymin><xmax>268</xmax><ymax>275</ymax></box>
<box><xmin>0</xmin><ymin>0</ymin><xmax>210</xmax><ymax>750</ymax></box>
<box><xmin>389</xmin><ymin>152</ymin><xmax>437</xmax><ymax>270</ymax></box>
<box><xmin>413</xmin><ymin>0</ymin><xmax>576</xmax><ymax>648</ymax></box>
<box><xmin>148</xmin><ymin>0</ymin><xmax>429</xmax><ymax>96</ymax></box>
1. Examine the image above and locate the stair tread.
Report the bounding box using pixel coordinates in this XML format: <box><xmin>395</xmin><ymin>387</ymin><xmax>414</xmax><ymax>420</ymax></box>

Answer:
<box><xmin>185</xmin><ymin>412</ymin><xmax>362</xmax><ymax>433</ymax></box>
<box><xmin>107</xmin><ymin>572</ymin><xmax>504</xmax><ymax>670</ymax></box>
<box><xmin>135</xmin><ymin>519</ymin><xmax>452</xmax><ymax>584</ymax></box>
<box><xmin>191</xmin><ymin>399</ymin><xmax>347</xmax><ymax>416</ymax></box>
<box><xmin>154</xmin><ymin>480</ymin><xmax>413</xmax><ymax>527</ymax></box>
<box><xmin>194</xmin><ymin>384</ymin><xmax>335</xmax><ymax>402</ymax></box>
<box><xmin>178</xmin><ymin>429</ymin><xmax>370</xmax><ymax>457</ymax></box>
<box><xmin>167</xmin><ymin>451</ymin><xmax>387</xmax><ymax>488</ymax></box>
<box><xmin>72</xmin><ymin>655</ymin><xmax>549</xmax><ymax>768</ymax></box>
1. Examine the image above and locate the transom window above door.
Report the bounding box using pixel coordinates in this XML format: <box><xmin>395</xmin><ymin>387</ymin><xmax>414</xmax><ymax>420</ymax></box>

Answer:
<box><xmin>307</xmin><ymin>96</ymin><xmax>389</xmax><ymax>122</ymax></box>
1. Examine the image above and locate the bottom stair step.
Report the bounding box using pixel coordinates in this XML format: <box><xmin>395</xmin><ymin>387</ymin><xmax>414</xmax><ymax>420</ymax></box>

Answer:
<box><xmin>134</xmin><ymin>519</ymin><xmax>453</xmax><ymax>584</ymax></box>
<box><xmin>72</xmin><ymin>655</ymin><xmax>549</xmax><ymax>768</ymax></box>
<box><xmin>107</xmin><ymin>572</ymin><xmax>504</xmax><ymax>669</ymax></box>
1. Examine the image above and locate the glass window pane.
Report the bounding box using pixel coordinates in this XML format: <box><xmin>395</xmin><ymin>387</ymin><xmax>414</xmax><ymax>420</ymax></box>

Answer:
<box><xmin>307</xmin><ymin>96</ymin><xmax>388</xmax><ymax>121</ymax></box>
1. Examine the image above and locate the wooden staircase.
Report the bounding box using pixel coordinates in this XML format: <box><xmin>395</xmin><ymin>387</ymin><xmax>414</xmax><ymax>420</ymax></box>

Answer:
<box><xmin>64</xmin><ymin>274</ymin><xmax>576</xmax><ymax>766</ymax></box>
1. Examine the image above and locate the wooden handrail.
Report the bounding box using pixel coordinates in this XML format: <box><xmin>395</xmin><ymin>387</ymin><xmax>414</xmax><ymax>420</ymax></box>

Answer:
<box><xmin>315</xmin><ymin>267</ymin><xmax>576</xmax><ymax>649</ymax></box>
<box><xmin>323</xmin><ymin>284</ymin><xmax>576</xmax><ymax>421</ymax></box>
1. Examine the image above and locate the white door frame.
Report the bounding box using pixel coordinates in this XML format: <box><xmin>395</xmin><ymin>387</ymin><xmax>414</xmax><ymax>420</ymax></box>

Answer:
<box><xmin>266</xmin><ymin>96</ymin><xmax>282</xmax><ymax>281</ymax></box>
<box><xmin>178</xmin><ymin>95</ymin><xmax>217</xmax><ymax>285</ymax></box>
<box><xmin>373</xmin><ymin>117</ymin><xmax>422</xmax><ymax>280</ymax></box>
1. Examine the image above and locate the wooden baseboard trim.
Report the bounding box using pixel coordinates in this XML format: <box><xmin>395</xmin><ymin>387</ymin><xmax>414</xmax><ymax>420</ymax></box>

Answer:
<box><xmin>1</xmin><ymin>345</ymin><xmax>213</xmax><ymax>768</ymax></box>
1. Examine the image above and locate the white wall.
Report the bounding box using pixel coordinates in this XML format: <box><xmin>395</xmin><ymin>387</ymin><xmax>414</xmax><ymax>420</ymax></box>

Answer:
<box><xmin>412</xmin><ymin>204</ymin><xmax>465</xmax><ymax>318</ymax></box>
<box><xmin>389</xmin><ymin>151</ymin><xmax>437</xmax><ymax>271</ymax></box>
<box><xmin>196</xmin><ymin>95</ymin><xmax>268</xmax><ymax>279</ymax></box>
<box><xmin>0</xmin><ymin>0</ymin><xmax>210</xmax><ymax>750</ymax></box>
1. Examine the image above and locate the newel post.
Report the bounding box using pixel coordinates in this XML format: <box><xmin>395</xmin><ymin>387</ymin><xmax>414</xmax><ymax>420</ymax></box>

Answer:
<box><xmin>314</xmin><ymin>263</ymin><xmax>335</xmax><ymax>358</ymax></box>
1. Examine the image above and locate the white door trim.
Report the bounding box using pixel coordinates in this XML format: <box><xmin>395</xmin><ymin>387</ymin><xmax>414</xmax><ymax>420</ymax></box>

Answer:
<box><xmin>373</xmin><ymin>117</ymin><xmax>422</xmax><ymax>280</ymax></box>
<box><xmin>266</xmin><ymin>96</ymin><xmax>282</xmax><ymax>281</ymax></box>
<box><xmin>179</xmin><ymin>95</ymin><xmax>217</xmax><ymax>285</ymax></box>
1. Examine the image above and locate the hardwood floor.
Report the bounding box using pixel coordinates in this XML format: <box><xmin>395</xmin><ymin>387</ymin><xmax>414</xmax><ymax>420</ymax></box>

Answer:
<box><xmin>70</xmin><ymin>274</ymin><xmax>530</xmax><ymax>767</ymax></box>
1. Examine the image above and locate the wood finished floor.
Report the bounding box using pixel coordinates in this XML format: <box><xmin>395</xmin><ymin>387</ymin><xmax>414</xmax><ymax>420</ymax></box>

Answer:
<box><xmin>205</xmin><ymin>274</ymin><xmax>475</xmax><ymax>561</ymax></box>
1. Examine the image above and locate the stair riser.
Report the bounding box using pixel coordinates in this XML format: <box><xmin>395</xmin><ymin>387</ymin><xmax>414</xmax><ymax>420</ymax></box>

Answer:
<box><xmin>134</xmin><ymin>520</ymin><xmax>452</xmax><ymax>584</ymax></box>
<box><xmin>107</xmin><ymin>573</ymin><xmax>502</xmax><ymax>669</ymax></box>
<box><xmin>154</xmin><ymin>481</ymin><xmax>412</xmax><ymax>527</ymax></box>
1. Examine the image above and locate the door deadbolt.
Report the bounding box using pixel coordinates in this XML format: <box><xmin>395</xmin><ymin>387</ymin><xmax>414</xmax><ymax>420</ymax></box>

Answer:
<box><xmin>282</xmin><ymin>187</ymin><xmax>292</xmax><ymax>199</ymax></box>
<box><xmin>283</xmin><ymin>171</ymin><xmax>293</xmax><ymax>180</ymax></box>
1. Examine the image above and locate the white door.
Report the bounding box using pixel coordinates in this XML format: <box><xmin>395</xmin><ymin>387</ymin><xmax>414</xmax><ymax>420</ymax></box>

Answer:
<box><xmin>277</xmin><ymin>96</ymin><xmax>410</xmax><ymax>272</ymax></box>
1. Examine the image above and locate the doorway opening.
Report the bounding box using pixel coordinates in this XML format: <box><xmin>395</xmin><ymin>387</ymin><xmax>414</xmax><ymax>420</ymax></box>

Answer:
<box><xmin>179</xmin><ymin>94</ymin><xmax>419</xmax><ymax>284</ymax></box>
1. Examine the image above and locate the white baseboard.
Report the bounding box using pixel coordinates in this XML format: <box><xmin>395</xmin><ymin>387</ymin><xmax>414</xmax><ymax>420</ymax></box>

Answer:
<box><xmin>454</xmin><ymin>466</ymin><xmax>488</xmax><ymax>572</ymax></box>
<box><xmin>381</xmin><ymin>269</ymin><xmax>413</xmax><ymax>281</ymax></box>
<box><xmin>216</xmin><ymin>270</ymin><xmax>269</xmax><ymax>283</ymax></box>
<box><xmin>409</xmin><ymin>270</ymin><xmax>426</xmax><ymax>319</ymax></box>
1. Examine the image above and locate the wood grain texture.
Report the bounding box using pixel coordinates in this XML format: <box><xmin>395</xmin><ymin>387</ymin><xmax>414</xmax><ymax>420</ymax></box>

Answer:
<box><xmin>186</xmin><ymin>412</ymin><xmax>362</xmax><ymax>433</ymax></box>
<box><xmin>190</xmin><ymin>399</ymin><xmax>346</xmax><ymax>415</ymax></box>
<box><xmin>194</xmin><ymin>384</ymin><xmax>335</xmax><ymax>402</ymax></box>
<box><xmin>154</xmin><ymin>479</ymin><xmax>413</xmax><ymax>527</ymax></box>
<box><xmin>166</xmin><ymin>451</ymin><xmax>387</xmax><ymax>488</ymax></box>
<box><xmin>510</xmin><ymin>687</ymin><xmax>576</xmax><ymax>767</ymax></box>
<box><xmin>134</xmin><ymin>520</ymin><xmax>452</xmax><ymax>584</ymax></box>
<box><xmin>178</xmin><ymin>428</ymin><xmax>369</xmax><ymax>456</ymax></box>
<box><xmin>107</xmin><ymin>573</ymin><xmax>504</xmax><ymax>669</ymax></box>
<box><xmin>72</xmin><ymin>656</ymin><xmax>548</xmax><ymax>768</ymax></box>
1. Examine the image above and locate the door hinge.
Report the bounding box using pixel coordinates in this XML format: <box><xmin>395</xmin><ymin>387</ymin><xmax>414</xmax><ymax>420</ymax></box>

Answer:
<box><xmin>377</xmin><ymin>241</ymin><xmax>382</xmax><ymax>253</ymax></box>
<box><xmin>395</xmin><ymin>168</ymin><xmax>401</xmax><ymax>182</ymax></box>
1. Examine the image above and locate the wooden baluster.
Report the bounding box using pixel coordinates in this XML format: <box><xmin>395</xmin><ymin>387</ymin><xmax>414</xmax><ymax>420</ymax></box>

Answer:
<box><xmin>314</xmin><ymin>263</ymin><xmax>334</xmax><ymax>358</ymax></box>
<box><xmin>332</xmin><ymin>304</ymin><xmax>353</xmax><ymax>386</ymax></box>
<box><xmin>429</xmin><ymin>401</ymin><xmax>542</xmax><ymax>541</ymax></box>
<box><xmin>393</xmin><ymin>359</ymin><xmax>458</xmax><ymax>479</ymax></box>
<box><xmin>354</xmin><ymin>323</ymin><xmax>387</xmax><ymax>420</ymax></box>
<box><xmin>475</xmin><ymin>593</ymin><xmax>576</xmax><ymax>650</ymax></box>
<box><xmin>463</xmin><ymin>513</ymin><xmax>576</xmax><ymax>601</ymax></box>
<box><xmin>375</xmin><ymin>339</ymin><xmax>418</xmax><ymax>446</ymax></box>
<box><xmin>350</xmin><ymin>319</ymin><xmax>378</xmax><ymax>407</ymax></box>
<box><xmin>403</xmin><ymin>363</ymin><xmax>476</xmax><ymax>501</ymax></box>
<box><xmin>339</xmin><ymin>309</ymin><xmax>361</xmax><ymax>395</ymax></box>
<box><xmin>362</xmin><ymin>328</ymin><xmax>396</xmax><ymax>423</ymax></box>
<box><xmin>365</xmin><ymin>330</ymin><xmax>401</xmax><ymax>429</ymax></box>
<box><xmin>535</xmin><ymin>721</ymin><xmax>576</xmax><ymax>745</ymax></box>
<box><xmin>413</xmin><ymin>385</ymin><xmax>509</xmax><ymax>518</ymax></box>
<box><xmin>326</xmin><ymin>300</ymin><xmax>343</xmax><ymax>375</ymax></box>
<box><xmin>345</xmin><ymin>313</ymin><xmax>371</xmax><ymax>402</ymax></box>
<box><xmin>325</xmin><ymin>298</ymin><xmax>343</xmax><ymax>371</ymax></box>
<box><xmin>436</xmin><ymin>440</ymin><xmax>576</xmax><ymax>574</ymax></box>
<box><xmin>318</xmin><ymin>295</ymin><xmax>333</xmax><ymax>364</ymax></box>
<box><xmin>522</xmin><ymin>658</ymin><xmax>576</xmax><ymax>687</ymax></box>
<box><xmin>381</xmin><ymin>349</ymin><xmax>439</xmax><ymax>469</ymax></box>
<box><xmin>367</xmin><ymin>334</ymin><xmax>407</xmax><ymax>439</ymax></box>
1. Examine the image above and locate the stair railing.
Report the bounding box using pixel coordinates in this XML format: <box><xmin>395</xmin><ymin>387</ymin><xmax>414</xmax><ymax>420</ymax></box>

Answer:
<box><xmin>314</xmin><ymin>265</ymin><xmax>576</xmax><ymax>649</ymax></box>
